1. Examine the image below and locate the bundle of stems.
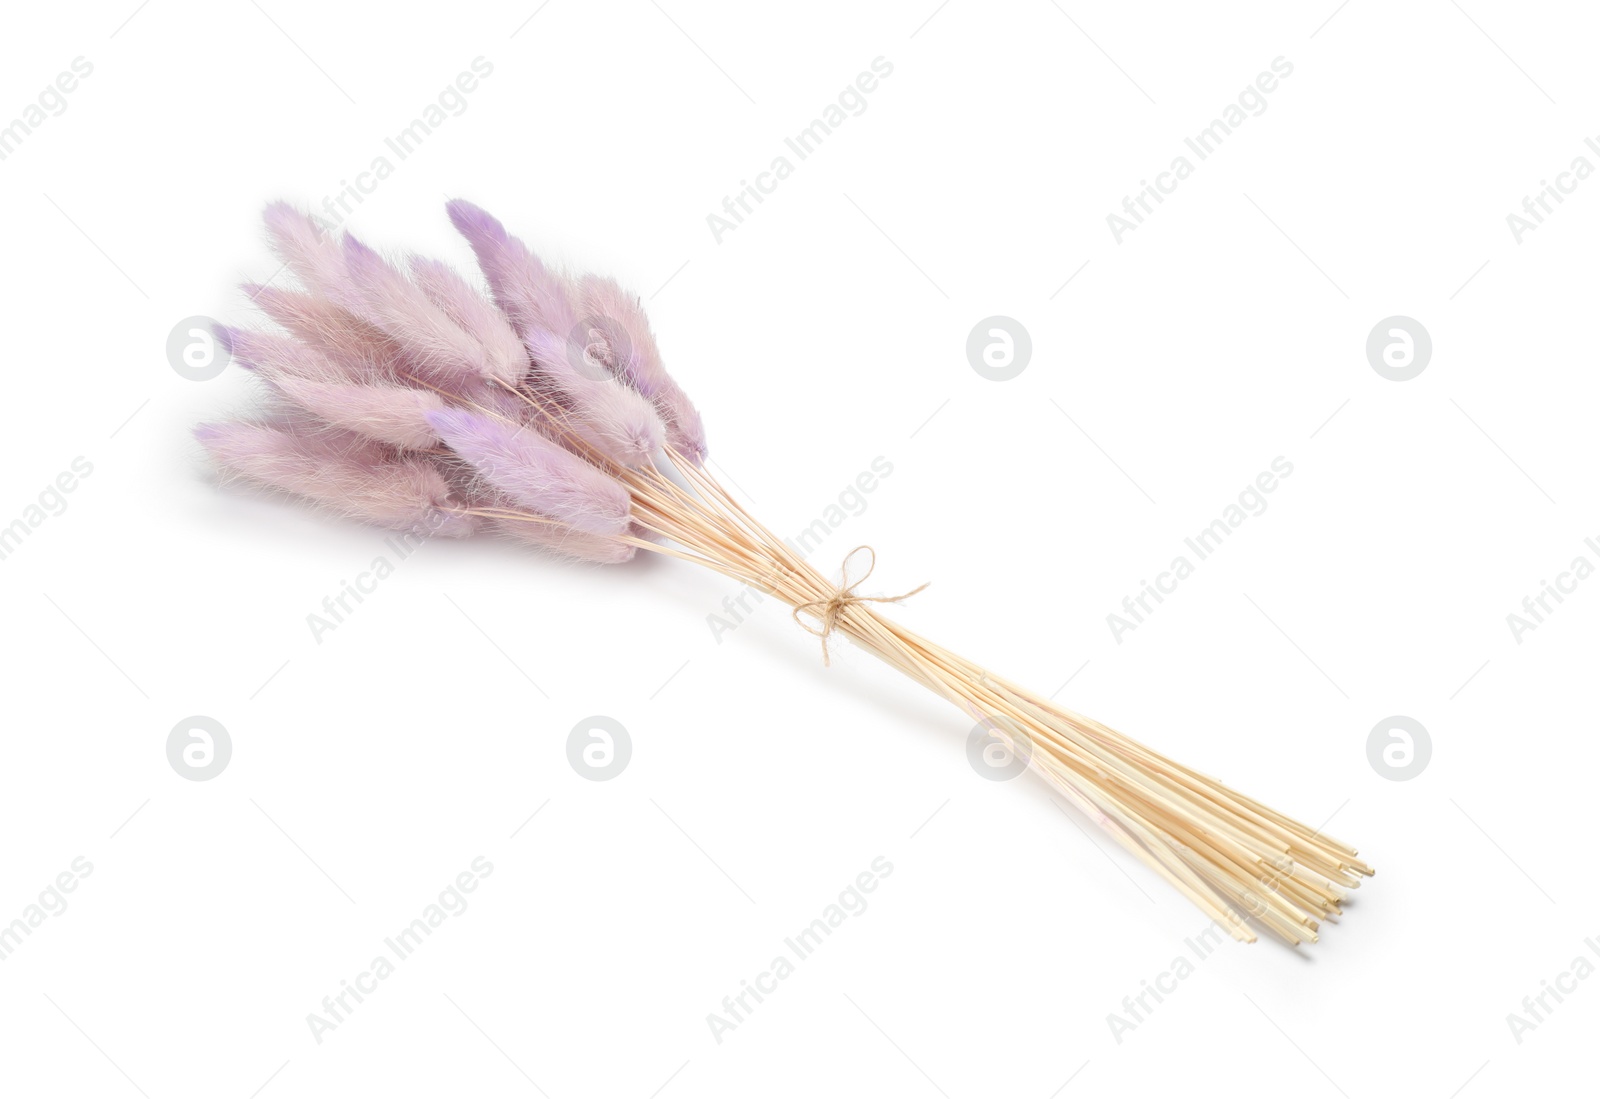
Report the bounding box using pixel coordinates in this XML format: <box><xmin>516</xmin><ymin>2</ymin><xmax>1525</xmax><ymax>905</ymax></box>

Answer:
<box><xmin>525</xmin><ymin>447</ymin><xmax>1370</xmax><ymax>946</ymax></box>
<box><xmin>199</xmin><ymin>201</ymin><xmax>1371</xmax><ymax>946</ymax></box>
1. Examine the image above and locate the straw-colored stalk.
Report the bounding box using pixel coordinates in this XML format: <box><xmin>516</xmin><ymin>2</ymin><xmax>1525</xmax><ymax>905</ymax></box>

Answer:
<box><xmin>471</xmin><ymin>436</ymin><xmax>1373</xmax><ymax>946</ymax></box>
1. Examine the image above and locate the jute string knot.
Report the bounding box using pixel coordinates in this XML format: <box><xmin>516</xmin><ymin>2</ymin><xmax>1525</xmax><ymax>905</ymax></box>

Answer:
<box><xmin>792</xmin><ymin>545</ymin><xmax>928</xmax><ymax>666</ymax></box>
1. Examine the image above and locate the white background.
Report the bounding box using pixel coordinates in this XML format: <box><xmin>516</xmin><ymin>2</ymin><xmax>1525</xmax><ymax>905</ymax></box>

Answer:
<box><xmin>1</xmin><ymin>1</ymin><xmax>1595</xmax><ymax>1095</ymax></box>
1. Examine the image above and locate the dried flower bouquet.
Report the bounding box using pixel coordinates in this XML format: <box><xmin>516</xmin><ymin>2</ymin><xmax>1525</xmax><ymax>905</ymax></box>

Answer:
<box><xmin>198</xmin><ymin>201</ymin><xmax>1372</xmax><ymax>945</ymax></box>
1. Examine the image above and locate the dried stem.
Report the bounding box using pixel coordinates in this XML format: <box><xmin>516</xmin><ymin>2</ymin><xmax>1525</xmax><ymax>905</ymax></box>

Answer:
<box><xmin>493</xmin><ymin>449</ymin><xmax>1373</xmax><ymax>946</ymax></box>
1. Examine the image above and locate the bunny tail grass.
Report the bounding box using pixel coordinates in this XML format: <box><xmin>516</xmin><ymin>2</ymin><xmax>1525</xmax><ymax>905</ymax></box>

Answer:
<box><xmin>198</xmin><ymin>200</ymin><xmax>1372</xmax><ymax>946</ymax></box>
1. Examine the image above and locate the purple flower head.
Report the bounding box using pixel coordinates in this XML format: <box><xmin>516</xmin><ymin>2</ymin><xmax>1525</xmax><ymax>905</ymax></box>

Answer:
<box><xmin>424</xmin><ymin>408</ymin><xmax>630</xmax><ymax>537</ymax></box>
<box><xmin>195</xmin><ymin>420</ymin><xmax>474</xmax><ymax>538</ymax></box>
<box><xmin>198</xmin><ymin>200</ymin><xmax>711</xmax><ymax>565</ymax></box>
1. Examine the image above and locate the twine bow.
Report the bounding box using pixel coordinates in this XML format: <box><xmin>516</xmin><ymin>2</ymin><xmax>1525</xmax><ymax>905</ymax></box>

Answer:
<box><xmin>792</xmin><ymin>545</ymin><xmax>928</xmax><ymax>666</ymax></box>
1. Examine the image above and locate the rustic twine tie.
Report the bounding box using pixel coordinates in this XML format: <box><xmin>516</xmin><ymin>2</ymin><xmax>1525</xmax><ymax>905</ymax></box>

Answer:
<box><xmin>792</xmin><ymin>545</ymin><xmax>928</xmax><ymax>666</ymax></box>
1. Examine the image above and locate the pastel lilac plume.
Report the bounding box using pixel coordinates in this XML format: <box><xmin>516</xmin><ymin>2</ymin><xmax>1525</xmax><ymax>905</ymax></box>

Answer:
<box><xmin>444</xmin><ymin>199</ymin><xmax>574</xmax><ymax>335</ymax></box>
<box><xmin>272</xmin><ymin>377</ymin><xmax>445</xmax><ymax>450</ymax></box>
<box><xmin>262</xmin><ymin>202</ymin><xmax>347</xmax><ymax>297</ymax></box>
<box><xmin>337</xmin><ymin>235</ymin><xmax>504</xmax><ymax>387</ymax></box>
<box><xmin>445</xmin><ymin>199</ymin><xmax>665</xmax><ymax>468</ymax></box>
<box><xmin>195</xmin><ymin>421</ymin><xmax>474</xmax><ymax>537</ymax></box>
<box><xmin>425</xmin><ymin>408</ymin><xmax>631</xmax><ymax>537</ymax></box>
<box><xmin>408</xmin><ymin>255</ymin><xmax>529</xmax><ymax>384</ymax></box>
<box><xmin>576</xmin><ymin>273</ymin><xmax>707</xmax><ymax>461</ymax></box>
<box><xmin>243</xmin><ymin>285</ymin><xmax>401</xmax><ymax>381</ymax></box>
<box><xmin>216</xmin><ymin>324</ymin><xmax>444</xmax><ymax>449</ymax></box>
<box><xmin>214</xmin><ymin>324</ymin><xmax>361</xmax><ymax>384</ymax></box>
